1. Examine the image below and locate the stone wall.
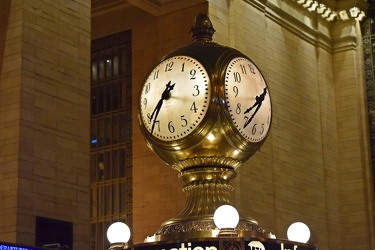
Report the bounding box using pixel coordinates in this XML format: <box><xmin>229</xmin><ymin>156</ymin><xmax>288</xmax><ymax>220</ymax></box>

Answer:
<box><xmin>0</xmin><ymin>0</ymin><xmax>91</xmax><ymax>248</ymax></box>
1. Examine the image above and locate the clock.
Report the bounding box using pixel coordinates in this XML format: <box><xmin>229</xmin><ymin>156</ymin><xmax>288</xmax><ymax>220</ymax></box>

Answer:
<box><xmin>224</xmin><ymin>57</ymin><xmax>271</xmax><ymax>142</ymax></box>
<box><xmin>140</xmin><ymin>55</ymin><xmax>211</xmax><ymax>141</ymax></box>
<box><xmin>138</xmin><ymin>14</ymin><xmax>276</xmax><ymax>242</ymax></box>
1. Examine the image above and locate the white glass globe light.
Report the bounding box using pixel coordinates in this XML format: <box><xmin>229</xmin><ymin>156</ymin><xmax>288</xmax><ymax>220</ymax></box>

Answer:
<box><xmin>107</xmin><ymin>222</ymin><xmax>131</xmax><ymax>244</ymax></box>
<box><xmin>213</xmin><ymin>205</ymin><xmax>239</xmax><ymax>229</ymax></box>
<box><xmin>287</xmin><ymin>222</ymin><xmax>310</xmax><ymax>243</ymax></box>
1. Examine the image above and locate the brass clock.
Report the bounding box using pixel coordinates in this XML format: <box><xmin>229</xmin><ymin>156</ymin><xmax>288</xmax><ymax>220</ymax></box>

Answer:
<box><xmin>139</xmin><ymin>55</ymin><xmax>211</xmax><ymax>142</ymax></box>
<box><xmin>224</xmin><ymin>57</ymin><xmax>271</xmax><ymax>143</ymax></box>
<box><xmin>138</xmin><ymin>13</ymin><xmax>272</xmax><ymax>171</ymax></box>
<box><xmin>139</xmin><ymin>13</ymin><xmax>276</xmax><ymax>243</ymax></box>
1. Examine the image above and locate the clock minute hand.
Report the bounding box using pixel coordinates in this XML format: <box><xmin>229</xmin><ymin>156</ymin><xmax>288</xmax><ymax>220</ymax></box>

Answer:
<box><xmin>243</xmin><ymin>87</ymin><xmax>267</xmax><ymax>129</ymax></box>
<box><xmin>149</xmin><ymin>81</ymin><xmax>175</xmax><ymax>134</ymax></box>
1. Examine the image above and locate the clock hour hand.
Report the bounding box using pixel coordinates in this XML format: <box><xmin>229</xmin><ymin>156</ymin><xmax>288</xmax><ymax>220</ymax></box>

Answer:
<box><xmin>243</xmin><ymin>87</ymin><xmax>267</xmax><ymax>128</ymax></box>
<box><xmin>148</xmin><ymin>81</ymin><xmax>175</xmax><ymax>134</ymax></box>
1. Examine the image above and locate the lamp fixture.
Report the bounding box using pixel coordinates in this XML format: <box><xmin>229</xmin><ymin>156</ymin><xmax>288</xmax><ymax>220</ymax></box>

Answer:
<box><xmin>287</xmin><ymin>222</ymin><xmax>311</xmax><ymax>243</ymax></box>
<box><xmin>107</xmin><ymin>222</ymin><xmax>131</xmax><ymax>250</ymax></box>
<box><xmin>213</xmin><ymin>205</ymin><xmax>239</xmax><ymax>237</ymax></box>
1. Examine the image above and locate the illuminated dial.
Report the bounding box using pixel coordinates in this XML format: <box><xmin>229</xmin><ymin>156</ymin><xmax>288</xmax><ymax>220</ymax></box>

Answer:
<box><xmin>140</xmin><ymin>56</ymin><xmax>211</xmax><ymax>141</ymax></box>
<box><xmin>225</xmin><ymin>57</ymin><xmax>271</xmax><ymax>142</ymax></box>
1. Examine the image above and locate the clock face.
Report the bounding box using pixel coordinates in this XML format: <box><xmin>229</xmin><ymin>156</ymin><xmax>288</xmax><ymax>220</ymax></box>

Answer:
<box><xmin>140</xmin><ymin>56</ymin><xmax>211</xmax><ymax>141</ymax></box>
<box><xmin>225</xmin><ymin>57</ymin><xmax>271</xmax><ymax>142</ymax></box>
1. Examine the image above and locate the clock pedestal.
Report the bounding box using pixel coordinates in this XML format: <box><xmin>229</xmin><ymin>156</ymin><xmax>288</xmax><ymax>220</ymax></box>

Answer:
<box><xmin>145</xmin><ymin>166</ymin><xmax>274</xmax><ymax>242</ymax></box>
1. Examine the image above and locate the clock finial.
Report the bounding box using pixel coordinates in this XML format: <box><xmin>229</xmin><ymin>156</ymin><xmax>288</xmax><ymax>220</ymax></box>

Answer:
<box><xmin>190</xmin><ymin>13</ymin><xmax>215</xmax><ymax>42</ymax></box>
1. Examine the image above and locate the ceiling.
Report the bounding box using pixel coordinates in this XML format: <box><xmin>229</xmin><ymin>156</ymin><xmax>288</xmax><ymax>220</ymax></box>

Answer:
<box><xmin>92</xmin><ymin>0</ymin><xmax>206</xmax><ymax>16</ymax></box>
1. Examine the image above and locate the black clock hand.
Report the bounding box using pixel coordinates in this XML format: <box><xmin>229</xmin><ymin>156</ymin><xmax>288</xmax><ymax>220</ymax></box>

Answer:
<box><xmin>243</xmin><ymin>87</ymin><xmax>267</xmax><ymax>128</ymax></box>
<box><xmin>148</xmin><ymin>81</ymin><xmax>175</xmax><ymax>134</ymax></box>
<box><xmin>148</xmin><ymin>80</ymin><xmax>175</xmax><ymax>122</ymax></box>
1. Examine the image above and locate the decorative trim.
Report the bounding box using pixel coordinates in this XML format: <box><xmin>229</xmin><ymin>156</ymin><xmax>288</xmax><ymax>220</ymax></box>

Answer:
<box><xmin>293</xmin><ymin>0</ymin><xmax>367</xmax><ymax>22</ymax></box>
<box><xmin>172</xmin><ymin>157</ymin><xmax>242</xmax><ymax>172</ymax></box>
<box><xmin>243</xmin><ymin>0</ymin><xmax>365</xmax><ymax>52</ymax></box>
<box><xmin>332</xmin><ymin>34</ymin><xmax>358</xmax><ymax>52</ymax></box>
<box><xmin>152</xmin><ymin>219</ymin><xmax>271</xmax><ymax>237</ymax></box>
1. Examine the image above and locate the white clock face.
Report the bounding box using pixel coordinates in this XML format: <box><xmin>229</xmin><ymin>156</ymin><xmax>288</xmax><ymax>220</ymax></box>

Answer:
<box><xmin>140</xmin><ymin>56</ymin><xmax>211</xmax><ymax>141</ymax></box>
<box><xmin>225</xmin><ymin>57</ymin><xmax>271</xmax><ymax>142</ymax></box>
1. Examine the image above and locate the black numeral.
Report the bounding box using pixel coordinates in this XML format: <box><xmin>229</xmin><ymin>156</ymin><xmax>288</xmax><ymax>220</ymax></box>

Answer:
<box><xmin>233</xmin><ymin>86</ymin><xmax>238</xmax><ymax>97</ymax></box>
<box><xmin>240</xmin><ymin>64</ymin><xmax>246</xmax><ymax>74</ymax></box>
<box><xmin>193</xmin><ymin>85</ymin><xmax>200</xmax><ymax>96</ymax></box>
<box><xmin>181</xmin><ymin>115</ymin><xmax>188</xmax><ymax>127</ymax></box>
<box><xmin>233</xmin><ymin>72</ymin><xmax>241</xmax><ymax>83</ymax></box>
<box><xmin>153</xmin><ymin>70</ymin><xmax>159</xmax><ymax>80</ymax></box>
<box><xmin>190</xmin><ymin>102</ymin><xmax>198</xmax><ymax>113</ymax></box>
<box><xmin>168</xmin><ymin>121</ymin><xmax>175</xmax><ymax>133</ymax></box>
<box><xmin>144</xmin><ymin>82</ymin><xmax>151</xmax><ymax>94</ymax></box>
<box><xmin>252</xmin><ymin>123</ymin><xmax>257</xmax><ymax>135</ymax></box>
<box><xmin>236</xmin><ymin>103</ymin><xmax>241</xmax><ymax>114</ymax></box>
<box><xmin>260</xmin><ymin>123</ymin><xmax>265</xmax><ymax>134</ymax></box>
<box><xmin>249</xmin><ymin>64</ymin><xmax>256</xmax><ymax>74</ymax></box>
<box><xmin>165</xmin><ymin>62</ymin><xmax>174</xmax><ymax>72</ymax></box>
<box><xmin>190</xmin><ymin>69</ymin><xmax>196</xmax><ymax>80</ymax></box>
<box><xmin>143</xmin><ymin>98</ymin><xmax>147</xmax><ymax>109</ymax></box>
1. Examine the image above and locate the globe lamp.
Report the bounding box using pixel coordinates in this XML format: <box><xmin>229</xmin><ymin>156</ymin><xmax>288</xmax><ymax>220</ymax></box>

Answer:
<box><xmin>287</xmin><ymin>222</ymin><xmax>311</xmax><ymax>243</ymax></box>
<box><xmin>107</xmin><ymin>222</ymin><xmax>131</xmax><ymax>249</ymax></box>
<box><xmin>213</xmin><ymin>205</ymin><xmax>239</xmax><ymax>237</ymax></box>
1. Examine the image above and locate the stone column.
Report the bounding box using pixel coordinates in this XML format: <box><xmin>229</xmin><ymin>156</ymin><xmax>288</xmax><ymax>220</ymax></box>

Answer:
<box><xmin>0</xmin><ymin>0</ymin><xmax>91</xmax><ymax>248</ymax></box>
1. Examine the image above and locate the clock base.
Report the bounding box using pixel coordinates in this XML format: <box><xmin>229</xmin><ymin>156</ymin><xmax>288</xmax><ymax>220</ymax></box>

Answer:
<box><xmin>144</xmin><ymin>166</ymin><xmax>275</xmax><ymax>242</ymax></box>
<box><xmin>144</xmin><ymin>214</ymin><xmax>274</xmax><ymax>242</ymax></box>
